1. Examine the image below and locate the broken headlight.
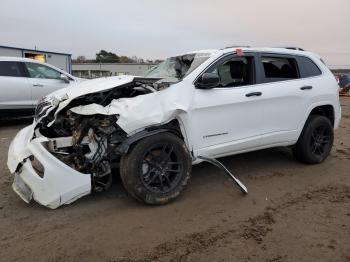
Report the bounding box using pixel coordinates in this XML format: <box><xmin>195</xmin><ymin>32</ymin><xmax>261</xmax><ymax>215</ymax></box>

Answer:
<box><xmin>35</xmin><ymin>98</ymin><xmax>54</xmax><ymax>121</ymax></box>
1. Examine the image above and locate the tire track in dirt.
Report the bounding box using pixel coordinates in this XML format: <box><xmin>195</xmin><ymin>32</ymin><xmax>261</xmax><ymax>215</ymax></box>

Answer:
<box><xmin>116</xmin><ymin>185</ymin><xmax>350</xmax><ymax>262</ymax></box>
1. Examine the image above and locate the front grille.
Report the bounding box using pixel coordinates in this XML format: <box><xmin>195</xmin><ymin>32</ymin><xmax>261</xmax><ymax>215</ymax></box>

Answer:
<box><xmin>35</xmin><ymin>98</ymin><xmax>52</xmax><ymax>120</ymax></box>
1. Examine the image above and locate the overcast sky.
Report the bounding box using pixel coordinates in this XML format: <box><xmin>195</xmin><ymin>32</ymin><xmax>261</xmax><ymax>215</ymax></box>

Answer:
<box><xmin>1</xmin><ymin>0</ymin><xmax>349</xmax><ymax>66</ymax></box>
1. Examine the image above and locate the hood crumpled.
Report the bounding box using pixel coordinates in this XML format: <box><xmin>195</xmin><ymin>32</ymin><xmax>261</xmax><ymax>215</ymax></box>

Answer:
<box><xmin>69</xmin><ymin>79</ymin><xmax>194</xmax><ymax>134</ymax></box>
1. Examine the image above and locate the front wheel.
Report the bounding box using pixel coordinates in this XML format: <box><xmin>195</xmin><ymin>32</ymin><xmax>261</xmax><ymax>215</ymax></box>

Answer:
<box><xmin>293</xmin><ymin>115</ymin><xmax>334</xmax><ymax>164</ymax></box>
<box><xmin>120</xmin><ymin>132</ymin><xmax>192</xmax><ymax>205</ymax></box>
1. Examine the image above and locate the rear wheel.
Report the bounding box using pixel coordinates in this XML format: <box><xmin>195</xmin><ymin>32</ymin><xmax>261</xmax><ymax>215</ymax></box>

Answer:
<box><xmin>293</xmin><ymin>115</ymin><xmax>334</xmax><ymax>164</ymax></box>
<box><xmin>120</xmin><ymin>132</ymin><xmax>192</xmax><ymax>205</ymax></box>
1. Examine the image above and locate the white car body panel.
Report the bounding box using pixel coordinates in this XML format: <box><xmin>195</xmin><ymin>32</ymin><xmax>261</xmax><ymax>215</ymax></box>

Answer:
<box><xmin>190</xmin><ymin>85</ymin><xmax>264</xmax><ymax>153</ymax></box>
<box><xmin>28</xmin><ymin>78</ymin><xmax>71</xmax><ymax>106</ymax></box>
<box><xmin>6</xmin><ymin>47</ymin><xmax>341</xmax><ymax>208</ymax></box>
<box><xmin>69</xmin><ymin>78</ymin><xmax>194</xmax><ymax>135</ymax></box>
<box><xmin>0</xmin><ymin>75</ymin><xmax>32</xmax><ymax>109</ymax></box>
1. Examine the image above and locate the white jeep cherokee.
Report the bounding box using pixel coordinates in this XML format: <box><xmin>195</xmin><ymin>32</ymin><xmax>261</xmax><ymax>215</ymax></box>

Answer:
<box><xmin>7</xmin><ymin>47</ymin><xmax>341</xmax><ymax>209</ymax></box>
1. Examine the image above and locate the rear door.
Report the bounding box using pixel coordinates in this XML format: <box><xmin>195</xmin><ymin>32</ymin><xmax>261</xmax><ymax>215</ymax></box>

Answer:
<box><xmin>0</xmin><ymin>61</ymin><xmax>32</xmax><ymax>110</ymax></box>
<box><xmin>24</xmin><ymin>62</ymin><xmax>71</xmax><ymax>106</ymax></box>
<box><xmin>256</xmin><ymin>53</ymin><xmax>315</xmax><ymax>145</ymax></box>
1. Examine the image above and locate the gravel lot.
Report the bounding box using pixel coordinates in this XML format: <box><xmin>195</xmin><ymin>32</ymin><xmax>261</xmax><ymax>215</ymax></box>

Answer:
<box><xmin>1</xmin><ymin>98</ymin><xmax>349</xmax><ymax>262</ymax></box>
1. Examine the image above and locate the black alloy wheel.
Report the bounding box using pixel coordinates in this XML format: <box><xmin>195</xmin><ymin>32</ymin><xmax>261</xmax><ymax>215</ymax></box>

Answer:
<box><xmin>120</xmin><ymin>132</ymin><xmax>192</xmax><ymax>205</ymax></box>
<box><xmin>140</xmin><ymin>143</ymin><xmax>183</xmax><ymax>194</ymax></box>
<box><xmin>293</xmin><ymin>115</ymin><xmax>334</xmax><ymax>164</ymax></box>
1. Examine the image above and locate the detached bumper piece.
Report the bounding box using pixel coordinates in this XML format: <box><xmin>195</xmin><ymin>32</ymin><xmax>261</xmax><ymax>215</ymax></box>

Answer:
<box><xmin>7</xmin><ymin>126</ymin><xmax>92</xmax><ymax>209</ymax></box>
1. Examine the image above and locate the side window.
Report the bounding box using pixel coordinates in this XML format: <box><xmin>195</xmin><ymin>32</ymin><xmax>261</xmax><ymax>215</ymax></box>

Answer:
<box><xmin>0</xmin><ymin>61</ymin><xmax>24</xmax><ymax>77</ymax></box>
<box><xmin>25</xmin><ymin>62</ymin><xmax>62</xmax><ymax>80</ymax></box>
<box><xmin>206</xmin><ymin>56</ymin><xmax>254</xmax><ymax>87</ymax></box>
<box><xmin>261</xmin><ymin>56</ymin><xmax>298</xmax><ymax>82</ymax></box>
<box><xmin>298</xmin><ymin>56</ymin><xmax>322</xmax><ymax>78</ymax></box>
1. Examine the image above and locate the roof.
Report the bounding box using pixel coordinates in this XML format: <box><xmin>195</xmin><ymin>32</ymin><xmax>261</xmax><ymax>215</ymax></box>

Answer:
<box><xmin>0</xmin><ymin>45</ymin><xmax>71</xmax><ymax>56</ymax></box>
<box><xmin>222</xmin><ymin>46</ymin><xmax>311</xmax><ymax>55</ymax></box>
<box><xmin>172</xmin><ymin>47</ymin><xmax>316</xmax><ymax>58</ymax></box>
<box><xmin>72</xmin><ymin>62</ymin><xmax>156</xmax><ymax>66</ymax></box>
<box><xmin>0</xmin><ymin>56</ymin><xmax>49</xmax><ymax>62</ymax></box>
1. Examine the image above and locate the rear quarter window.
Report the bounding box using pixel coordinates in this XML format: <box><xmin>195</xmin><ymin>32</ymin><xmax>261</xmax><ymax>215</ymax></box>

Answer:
<box><xmin>297</xmin><ymin>56</ymin><xmax>322</xmax><ymax>78</ymax></box>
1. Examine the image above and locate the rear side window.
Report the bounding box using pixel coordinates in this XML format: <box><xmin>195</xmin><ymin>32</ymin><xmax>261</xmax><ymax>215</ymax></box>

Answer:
<box><xmin>297</xmin><ymin>56</ymin><xmax>322</xmax><ymax>78</ymax></box>
<box><xmin>261</xmin><ymin>56</ymin><xmax>298</xmax><ymax>81</ymax></box>
<box><xmin>0</xmin><ymin>61</ymin><xmax>24</xmax><ymax>77</ymax></box>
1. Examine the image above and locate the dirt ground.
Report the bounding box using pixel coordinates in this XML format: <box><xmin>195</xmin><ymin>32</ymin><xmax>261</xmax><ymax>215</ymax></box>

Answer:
<box><xmin>0</xmin><ymin>98</ymin><xmax>349</xmax><ymax>262</ymax></box>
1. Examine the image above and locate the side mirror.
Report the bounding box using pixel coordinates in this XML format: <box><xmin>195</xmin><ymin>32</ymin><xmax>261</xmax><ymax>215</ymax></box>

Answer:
<box><xmin>60</xmin><ymin>74</ymin><xmax>70</xmax><ymax>83</ymax></box>
<box><xmin>196</xmin><ymin>73</ymin><xmax>220</xmax><ymax>89</ymax></box>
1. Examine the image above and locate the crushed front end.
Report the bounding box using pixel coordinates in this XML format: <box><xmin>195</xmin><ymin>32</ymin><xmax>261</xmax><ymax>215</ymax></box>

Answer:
<box><xmin>7</xmin><ymin>76</ymin><xmax>158</xmax><ymax>209</ymax></box>
<box><xmin>7</xmin><ymin>108</ymin><xmax>127</xmax><ymax>209</ymax></box>
<box><xmin>7</xmin><ymin>52</ymin><xmax>211</xmax><ymax>208</ymax></box>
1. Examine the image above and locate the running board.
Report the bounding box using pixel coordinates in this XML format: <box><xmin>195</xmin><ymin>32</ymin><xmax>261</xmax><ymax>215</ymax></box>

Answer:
<box><xmin>197</xmin><ymin>155</ymin><xmax>248</xmax><ymax>194</ymax></box>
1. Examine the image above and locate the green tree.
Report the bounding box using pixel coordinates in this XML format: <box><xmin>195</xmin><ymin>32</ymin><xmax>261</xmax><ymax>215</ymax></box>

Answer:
<box><xmin>96</xmin><ymin>50</ymin><xmax>120</xmax><ymax>63</ymax></box>
<box><xmin>119</xmin><ymin>56</ymin><xmax>131</xmax><ymax>63</ymax></box>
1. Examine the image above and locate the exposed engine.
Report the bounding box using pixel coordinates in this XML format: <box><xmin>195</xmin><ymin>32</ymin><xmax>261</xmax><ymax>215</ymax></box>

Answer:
<box><xmin>35</xmin><ymin>78</ymin><xmax>166</xmax><ymax>192</ymax></box>
<box><xmin>49</xmin><ymin>114</ymin><xmax>126</xmax><ymax>192</ymax></box>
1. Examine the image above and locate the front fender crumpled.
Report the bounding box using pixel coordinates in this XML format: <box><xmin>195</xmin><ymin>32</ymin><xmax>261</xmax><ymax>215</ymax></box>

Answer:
<box><xmin>70</xmin><ymin>81</ymin><xmax>193</xmax><ymax>134</ymax></box>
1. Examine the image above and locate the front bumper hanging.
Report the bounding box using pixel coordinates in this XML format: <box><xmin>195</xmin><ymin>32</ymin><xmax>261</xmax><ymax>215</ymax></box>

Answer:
<box><xmin>7</xmin><ymin>125</ymin><xmax>91</xmax><ymax>209</ymax></box>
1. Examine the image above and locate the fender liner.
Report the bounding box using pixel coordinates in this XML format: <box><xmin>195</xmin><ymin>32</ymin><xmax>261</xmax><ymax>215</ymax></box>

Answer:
<box><xmin>115</xmin><ymin>128</ymin><xmax>180</xmax><ymax>154</ymax></box>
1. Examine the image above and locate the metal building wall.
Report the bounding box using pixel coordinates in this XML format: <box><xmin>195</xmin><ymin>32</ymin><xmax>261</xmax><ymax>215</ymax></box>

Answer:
<box><xmin>0</xmin><ymin>46</ymin><xmax>72</xmax><ymax>73</ymax></box>
<box><xmin>46</xmin><ymin>54</ymin><xmax>71</xmax><ymax>72</ymax></box>
<box><xmin>0</xmin><ymin>47</ymin><xmax>22</xmax><ymax>57</ymax></box>
<box><xmin>72</xmin><ymin>63</ymin><xmax>155</xmax><ymax>78</ymax></box>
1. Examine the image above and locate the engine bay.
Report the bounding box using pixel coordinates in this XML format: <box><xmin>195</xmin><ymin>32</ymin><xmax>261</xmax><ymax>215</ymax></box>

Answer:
<box><xmin>34</xmin><ymin>77</ymin><xmax>166</xmax><ymax>192</ymax></box>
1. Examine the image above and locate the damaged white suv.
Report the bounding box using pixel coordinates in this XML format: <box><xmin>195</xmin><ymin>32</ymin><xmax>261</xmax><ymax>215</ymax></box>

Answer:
<box><xmin>7</xmin><ymin>47</ymin><xmax>341</xmax><ymax>209</ymax></box>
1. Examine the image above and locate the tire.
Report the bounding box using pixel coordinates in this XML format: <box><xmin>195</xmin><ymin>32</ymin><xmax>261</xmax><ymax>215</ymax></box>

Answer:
<box><xmin>293</xmin><ymin>115</ymin><xmax>334</xmax><ymax>164</ymax></box>
<box><xmin>120</xmin><ymin>132</ymin><xmax>192</xmax><ymax>205</ymax></box>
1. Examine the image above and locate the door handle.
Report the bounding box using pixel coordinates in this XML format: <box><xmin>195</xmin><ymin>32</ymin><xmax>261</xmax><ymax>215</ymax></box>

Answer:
<box><xmin>300</xmin><ymin>85</ymin><xmax>313</xmax><ymax>90</ymax></box>
<box><xmin>33</xmin><ymin>83</ymin><xmax>44</xmax><ymax>87</ymax></box>
<box><xmin>245</xmin><ymin>92</ymin><xmax>262</xmax><ymax>97</ymax></box>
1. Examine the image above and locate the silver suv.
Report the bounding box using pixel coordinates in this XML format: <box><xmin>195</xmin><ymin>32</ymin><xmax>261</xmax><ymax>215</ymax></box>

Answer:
<box><xmin>0</xmin><ymin>57</ymin><xmax>80</xmax><ymax>117</ymax></box>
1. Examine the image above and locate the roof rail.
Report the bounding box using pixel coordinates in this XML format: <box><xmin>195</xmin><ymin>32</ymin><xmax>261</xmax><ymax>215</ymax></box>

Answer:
<box><xmin>222</xmin><ymin>45</ymin><xmax>251</xmax><ymax>50</ymax></box>
<box><xmin>281</xmin><ymin>47</ymin><xmax>305</xmax><ymax>51</ymax></box>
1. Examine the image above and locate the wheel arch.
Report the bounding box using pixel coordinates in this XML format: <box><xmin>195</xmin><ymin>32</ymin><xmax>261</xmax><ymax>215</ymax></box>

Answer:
<box><xmin>308</xmin><ymin>104</ymin><xmax>335</xmax><ymax>127</ymax></box>
<box><xmin>296</xmin><ymin>103</ymin><xmax>336</xmax><ymax>142</ymax></box>
<box><xmin>116</xmin><ymin>118</ymin><xmax>190</xmax><ymax>155</ymax></box>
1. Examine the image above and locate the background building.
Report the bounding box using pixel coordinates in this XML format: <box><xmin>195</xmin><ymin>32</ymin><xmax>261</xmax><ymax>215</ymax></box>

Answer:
<box><xmin>0</xmin><ymin>45</ymin><xmax>72</xmax><ymax>73</ymax></box>
<box><xmin>72</xmin><ymin>63</ymin><xmax>156</xmax><ymax>79</ymax></box>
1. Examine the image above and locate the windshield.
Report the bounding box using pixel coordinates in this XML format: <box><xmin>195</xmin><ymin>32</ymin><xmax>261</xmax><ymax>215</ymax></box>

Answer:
<box><xmin>144</xmin><ymin>53</ymin><xmax>211</xmax><ymax>80</ymax></box>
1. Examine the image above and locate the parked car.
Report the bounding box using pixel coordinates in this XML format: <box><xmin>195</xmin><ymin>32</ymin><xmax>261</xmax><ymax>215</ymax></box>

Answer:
<box><xmin>338</xmin><ymin>74</ymin><xmax>350</xmax><ymax>95</ymax></box>
<box><xmin>0</xmin><ymin>57</ymin><xmax>82</xmax><ymax>117</ymax></box>
<box><xmin>7</xmin><ymin>47</ymin><xmax>341</xmax><ymax>209</ymax></box>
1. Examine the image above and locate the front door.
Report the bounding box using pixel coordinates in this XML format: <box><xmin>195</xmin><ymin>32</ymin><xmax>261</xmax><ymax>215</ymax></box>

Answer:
<box><xmin>23</xmin><ymin>62</ymin><xmax>70</xmax><ymax>106</ymax></box>
<box><xmin>190</xmin><ymin>53</ymin><xmax>264</xmax><ymax>158</ymax></box>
